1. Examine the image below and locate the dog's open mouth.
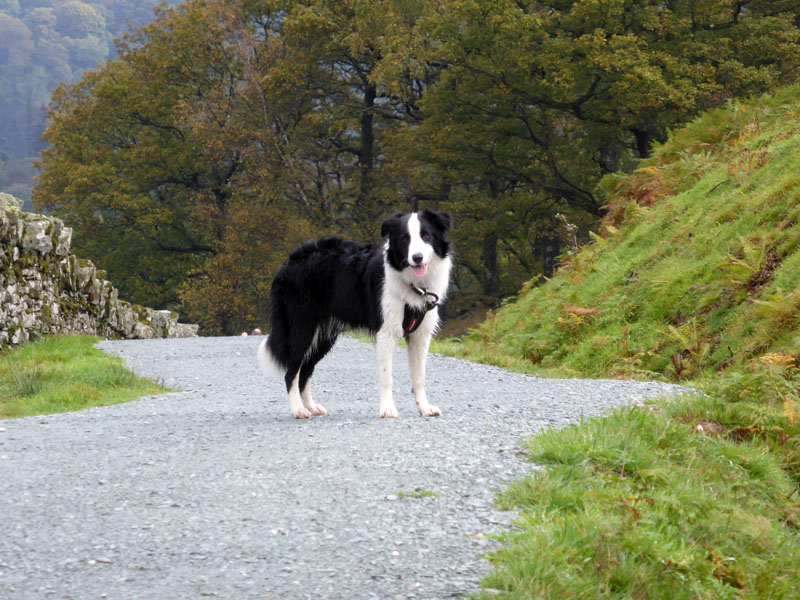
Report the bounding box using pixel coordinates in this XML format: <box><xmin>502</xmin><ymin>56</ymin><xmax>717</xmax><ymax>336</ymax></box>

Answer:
<box><xmin>413</xmin><ymin>263</ymin><xmax>427</xmax><ymax>278</ymax></box>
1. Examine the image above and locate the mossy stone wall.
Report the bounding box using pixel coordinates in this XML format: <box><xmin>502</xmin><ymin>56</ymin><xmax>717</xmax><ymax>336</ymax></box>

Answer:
<box><xmin>0</xmin><ymin>193</ymin><xmax>198</xmax><ymax>351</ymax></box>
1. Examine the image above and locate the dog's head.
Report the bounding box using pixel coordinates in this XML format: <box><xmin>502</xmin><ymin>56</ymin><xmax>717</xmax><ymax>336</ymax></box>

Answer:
<box><xmin>381</xmin><ymin>210</ymin><xmax>452</xmax><ymax>278</ymax></box>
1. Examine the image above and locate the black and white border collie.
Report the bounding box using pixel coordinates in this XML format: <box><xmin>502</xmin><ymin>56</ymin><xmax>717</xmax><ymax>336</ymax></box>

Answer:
<box><xmin>258</xmin><ymin>210</ymin><xmax>452</xmax><ymax>419</ymax></box>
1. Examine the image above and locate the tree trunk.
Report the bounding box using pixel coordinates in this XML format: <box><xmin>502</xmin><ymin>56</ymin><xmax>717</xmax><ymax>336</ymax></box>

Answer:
<box><xmin>482</xmin><ymin>233</ymin><xmax>500</xmax><ymax>297</ymax></box>
<box><xmin>358</xmin><ymin>82</ymin><xmax>376</xmax><ymax>214</ymax></box>
<box><xmin>632</xmin><ymin>128</ymin><xmax>652</xmax><ymax>158</ymax></box>
<box><xmin>541</xmin><ymin>235</ymin><xmax>560</xmax><ymax>278</ymax></box>
<box><xmin>600</xmin><ymin>144</ymin><xmax>619</xmax><ymax>173</ymax></box>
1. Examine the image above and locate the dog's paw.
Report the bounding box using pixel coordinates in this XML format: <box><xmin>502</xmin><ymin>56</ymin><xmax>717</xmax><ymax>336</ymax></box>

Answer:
<box><xmin>309</xmin><ymin>403</ymin><xmax>327</xmax><ymax>416</ymax></box>
<box><xmin>418</xmin><ymin>404</ymin><xmax>442</xmax><ymax>417</ymax></box>
<box><xmin>380</xmin><ymin>404</ymin><xmax>399</xmax><ymax>418</ymax></box>
<box><xmin>292</xmin><ymin>406</ymin><xmax>312</xmax><ymax>419</ymax></box>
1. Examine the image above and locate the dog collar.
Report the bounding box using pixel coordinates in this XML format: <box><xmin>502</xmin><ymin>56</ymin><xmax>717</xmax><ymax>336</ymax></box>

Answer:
<box><xmin>403</xmin><ymin>286</ymin><xmax>440</xmax><ymax>336</ymax></box>
<box><xmin>409</xmin><ymin>285</ymin><xmax>440</xmax><ymax>312</ymax></box>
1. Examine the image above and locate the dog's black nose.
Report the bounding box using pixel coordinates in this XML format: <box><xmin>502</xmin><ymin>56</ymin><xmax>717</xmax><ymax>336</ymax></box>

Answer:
<box><xmin>411</xmin><ymin>253</ymin><xmax>424</xmax><ymax>265</ymax></box>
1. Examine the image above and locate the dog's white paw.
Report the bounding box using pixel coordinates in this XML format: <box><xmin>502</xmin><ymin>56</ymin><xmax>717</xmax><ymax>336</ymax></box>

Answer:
<box><xmin>309</xmin><ymin>403</ymin><xmax>327</xmax><ymax>416</ymax></box>
<box><xmin>418</xmin><ymin>404</ymin><xmax>442</xmax><ymax>417</ymax></box>
<box><xmin>292</xmin><ymin>406</ymin><xmax>312</xmax><ymax>419</ymax></box>
<box><xmin>380</xmin><ymin>404</ymin><xmax>398</xmax><ymax>418</ymax></box>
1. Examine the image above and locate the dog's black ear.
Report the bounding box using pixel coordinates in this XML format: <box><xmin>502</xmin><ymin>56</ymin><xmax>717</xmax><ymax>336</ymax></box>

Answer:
<box><xmin>381</xmin><ymin>212</ymin><xmax>405</xmax><ymax>238</ymax></box>
<box><xmin>422</xmin><ymin>210</ymin><xmax>452</xmax><ymax>235</ymax></box>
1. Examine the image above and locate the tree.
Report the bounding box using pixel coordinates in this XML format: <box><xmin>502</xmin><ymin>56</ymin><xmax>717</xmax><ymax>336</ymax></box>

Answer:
<box><xmin>35</xmin><ymin>2</ymin><xmax>248</xmax><ymax>308</ymax></box>
<box><xmin>35</xmin><ymin>0</ymin><xmax>432</xmax><ymax>331</ymax></box>
<box><xmin>395</xmin><ymin>0</ymin><xmax>800</xmax><ymax>303</ymax></box>
<box><xmin>0</xmin><ymin>14</ymin><xmax>44</xmax><ymax>160</ymax></box>
<box><xmin>33</xmin><ymin>0</ymin><xmax>800</xmax><ymax>332</ymax></box>
<box><xmin>0</xmin><ymin>0</ymin><xmax>18</xmax><ymax>16</ymax></box>
<box><xmin>0</xmin><ymin>13</ymin><xmax>32</xmax><ymax>66</ymax></box>
<box><xmin>34</xmin><ymin>1</ymin><xmax>320</xmax><ymax>330</ymax></box>
<box><xmin>248</xmin><ymin>0</ymin><xmax>431</xmax><ymax>237</ymax></box>
<box><xmin>0</xmin><ymin>0</ymin><xmax>184</xmax><ymax>178</ymax></box>
<box><xmin>53</xmin><ymin>1</ymin><xmax>105</xmax><ymax>38</ymax></box>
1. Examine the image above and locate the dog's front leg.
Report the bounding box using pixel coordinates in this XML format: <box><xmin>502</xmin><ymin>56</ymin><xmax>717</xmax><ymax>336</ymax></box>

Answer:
<box><xmin>407</xmin><ymin>329</ymin><xmax>441</xmax><ymax>417</ymax></box>
<box><xmin>376</xmin><ymin>329</ymin><xmax>398</xmax><ymax>418</ymax></box>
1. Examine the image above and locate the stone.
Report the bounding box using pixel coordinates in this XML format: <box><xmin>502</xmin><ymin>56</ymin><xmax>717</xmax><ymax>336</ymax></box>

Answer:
<box><xmin>149</xmin><ymin>310</ymin><xmax>169</xmax><ymax>337</ymax></box>
<box><xmin>117</xmin><ymin>302</ymin><xmax>138</xmax><ymax>336</ymax></box>
<box><xmin>0</xmin><ymin>200</ymin><xmax>198</xmax><ymax>351</ymax></box>
<box><xmin>0</xmin><ymin>192</ymin><xmax>24</xmax><ymax>211</ymax></box>
<box><xmin>134</xmin><ymin>322</ymin><xmax>155</xmax><ymax>340</ymax></box>
<box><xmin>176</xmin><ymin>323</ymin><xmax>199</xmax><ymax>338</ymax></box>
<box><xmin>20</xmin><ymin>218</ymin><xmax>53</xmax><ymax>254</ymax></box>
<box><xmin>77</xmin><ymin>260</ymin><xmax>96</xmax><ymax>290</ymax></box>
<box><xmin>11</xmin><ymin>326</ymin><xmax>29</xmax><ymax>345</ymax></box>
<box><xmin>55</xmin><ymin>225</ymin><xmax>72</xmax><ymax>256</ymax></box>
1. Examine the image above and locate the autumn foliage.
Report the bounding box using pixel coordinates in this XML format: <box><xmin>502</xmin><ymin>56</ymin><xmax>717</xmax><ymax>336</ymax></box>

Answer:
<box><xmin>33</xmin><ymin>0</ymin><xmax>800</xmax><ymax>333</ymax></box>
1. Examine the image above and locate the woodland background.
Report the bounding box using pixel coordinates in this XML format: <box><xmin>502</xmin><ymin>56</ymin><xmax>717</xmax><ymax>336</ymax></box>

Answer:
<box><xmin>5</xmin><ymin>0</ymin><xmax>800</xmax><ymax>334</ymax></box>
<box><xmin>0</xmin><ymin>0</ymin><xmax>181</xmax><ymax>205</ymax></box>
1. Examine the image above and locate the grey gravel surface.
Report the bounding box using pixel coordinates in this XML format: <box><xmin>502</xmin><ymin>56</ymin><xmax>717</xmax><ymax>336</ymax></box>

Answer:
<box><xmin>0</xmin><ymin>335</ymin><xmax>690</xmax><ymax>599</ymax></box>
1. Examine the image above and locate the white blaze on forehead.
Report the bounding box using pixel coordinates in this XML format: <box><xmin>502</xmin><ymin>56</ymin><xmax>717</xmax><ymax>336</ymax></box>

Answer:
<box><xmin>407</xmin><ymin>212</ymin><xmax>433</xmax><ymax>265</ymax></box>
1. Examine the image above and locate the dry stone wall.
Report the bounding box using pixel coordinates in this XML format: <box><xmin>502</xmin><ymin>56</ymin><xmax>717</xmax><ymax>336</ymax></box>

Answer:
<box><xmin>0</xmin><ymin>193</ymin><xmax>198</xmax><ymax>351</ymax></box>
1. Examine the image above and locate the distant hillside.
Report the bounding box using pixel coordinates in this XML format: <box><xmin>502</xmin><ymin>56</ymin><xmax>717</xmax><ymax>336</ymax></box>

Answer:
<box><xmin>445</xmin><ymin>83</ymin><xmax>800</xmax><ymax>382</ymax></box>
<box><xmin>0</xmin><ymin>0</ymin><xmax>179</xmax><ymax>206</ymax></box>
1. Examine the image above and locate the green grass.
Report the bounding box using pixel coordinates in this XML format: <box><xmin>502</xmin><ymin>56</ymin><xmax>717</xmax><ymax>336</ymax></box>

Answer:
<box><xmin>434</xmin><ymin>84</ymin><xmax>800</xmax><ymax>598</ymax></box>
<box><xmin>395</xmin><ymin>487</ymin><xmax>440</xmax><ymax>500</ymax></box>
<box><xmin>0</xmin><ymin>335</ymin><xmax>166</xmax><ymax>419</ymax></box>
<box><xmin>475</xmin><ymin>369</ymin><xmax>800</xmax><ymax>599</ymax></box>
<box><xmin>345</xmin><ymin>330</ymin><xmax>407</xmax><ymax>348</ymax></box>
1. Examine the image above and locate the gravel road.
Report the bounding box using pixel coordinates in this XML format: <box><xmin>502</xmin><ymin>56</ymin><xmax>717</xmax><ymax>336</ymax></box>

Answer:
<box><xmin>0</xmin><ymin>335</ymin><xmax>689</xmax><ymax>599</ymax></box>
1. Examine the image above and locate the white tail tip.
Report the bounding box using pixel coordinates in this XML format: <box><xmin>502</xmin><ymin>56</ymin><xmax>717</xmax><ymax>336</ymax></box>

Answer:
<box><xmin>257</xmin><ymin>337</ymin><xmax>284</xmax><ymax>375</ymax></box>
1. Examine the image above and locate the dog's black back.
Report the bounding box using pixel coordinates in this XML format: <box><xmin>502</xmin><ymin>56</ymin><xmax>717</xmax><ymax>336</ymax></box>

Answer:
<box><xmin>266</xmin><ymin>237</ymin><xmax>385</xmax><ymax>392</ymax></box>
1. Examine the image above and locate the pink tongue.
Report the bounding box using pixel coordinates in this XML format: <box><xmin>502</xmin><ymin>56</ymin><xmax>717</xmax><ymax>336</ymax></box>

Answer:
<box><xmin>413</xmin><ymin>263</ymin><xmax>427</xmax><ymax>278</ymax></box>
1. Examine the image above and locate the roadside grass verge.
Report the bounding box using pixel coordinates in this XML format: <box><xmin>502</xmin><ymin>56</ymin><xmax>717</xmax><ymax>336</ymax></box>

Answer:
<box><xmin>0</xmin><ymin>335</ymin><xmax>165</xmax><ymax>419</ymax></box>
<box><xmin>448</xmin><ymin>85</ymin><xmax>800</xmax><ymax>598</ymax></box>
<box><xmin>476</xmin><ymin>367</ymin><xmax>800</xmax><ymax>599</ymax></box>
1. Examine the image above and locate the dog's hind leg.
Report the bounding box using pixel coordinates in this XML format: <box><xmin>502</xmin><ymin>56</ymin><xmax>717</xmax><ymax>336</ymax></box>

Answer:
<box><xmin>283</xmin><ymin>320</ymin><xmax>327</xmax><ymax>419</ymax></box>
<box><xmin>285</xmin><ymin>368</ymin><xmax>311</xmax><ymax>419</ymax></box>
<box><xmin>299</xmin><ymin>377</ymin><xmax>326</xmax><ymax>416</ymax></box>
<box><xmin>298</xmin><ymin>333</ymin><xmax>336</xmax><ymax>417</ymax></box>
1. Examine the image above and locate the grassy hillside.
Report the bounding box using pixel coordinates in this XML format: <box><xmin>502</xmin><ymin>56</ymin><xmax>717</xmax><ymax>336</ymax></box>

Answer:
<box><xmin>443</xmin><ymin>84</ymin><xmax>800</xmax><ymax>383</ymax></box>
<box><xmin>435</xmin><ymin>85</ymin><xmax>800</xmax><ymax>599</ymax></box>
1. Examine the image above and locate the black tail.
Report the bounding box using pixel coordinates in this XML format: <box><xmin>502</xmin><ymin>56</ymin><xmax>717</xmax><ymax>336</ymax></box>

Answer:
<box><xmin>261</xmin><ymin>291</ymin><xmax>338</xmax><ymax>394</ymax></box>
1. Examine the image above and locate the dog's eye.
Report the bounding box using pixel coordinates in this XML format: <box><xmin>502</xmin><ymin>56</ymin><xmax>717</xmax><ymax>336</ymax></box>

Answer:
<box><xmin>421</xmin><ymin>232</ymin><xmax>431</xmax><ymax>241</ymax></box>
<box><xmin>403</xmin><ymin>233</ymin><xmax>411</xmax><ymax>242</ymax></box>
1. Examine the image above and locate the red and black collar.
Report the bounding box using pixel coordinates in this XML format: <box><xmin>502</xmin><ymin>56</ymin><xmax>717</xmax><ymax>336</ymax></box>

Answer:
<box><xmin>402</xmin><ymin>286</ymin><xmax>440</xmax><ymax>336</ymax></box>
